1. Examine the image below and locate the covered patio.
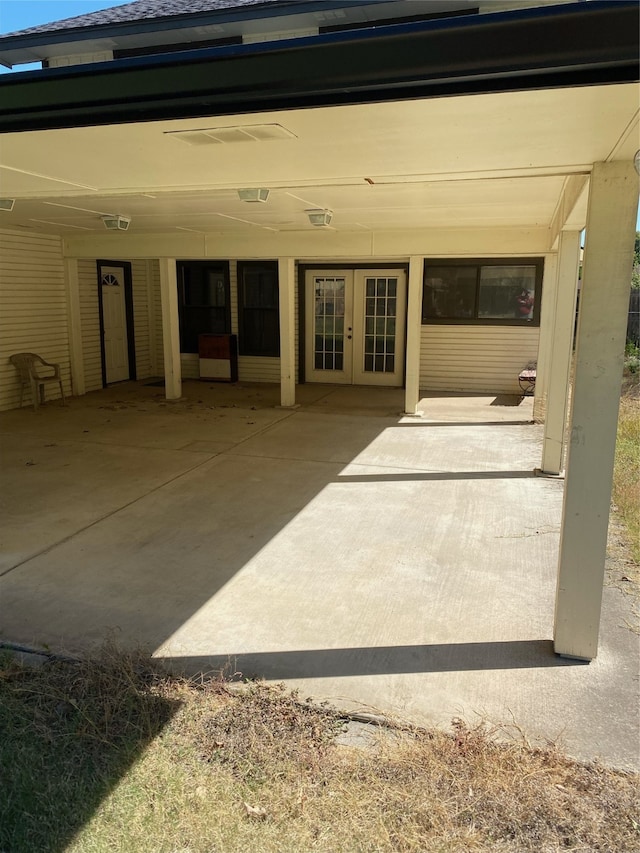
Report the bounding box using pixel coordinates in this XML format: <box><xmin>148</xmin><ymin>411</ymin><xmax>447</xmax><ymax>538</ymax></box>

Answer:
<box><xmin>0</xmin><ymin>384</ymin><xmax>637</xmax><ymax>770</ymax></box>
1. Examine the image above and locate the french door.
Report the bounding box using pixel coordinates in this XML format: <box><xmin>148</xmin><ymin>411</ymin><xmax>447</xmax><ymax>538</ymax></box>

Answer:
<box><xmin>305</xmin><ymin>269</ymin><xmax>406</xmax><ymax>386</ymax></box>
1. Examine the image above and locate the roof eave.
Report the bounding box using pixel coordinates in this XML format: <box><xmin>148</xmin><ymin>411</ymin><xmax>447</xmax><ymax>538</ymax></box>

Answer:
<box><xmin>0</xmin><ymin>1</ymin><xmax>637</xmax><ymax>134</ymax></box>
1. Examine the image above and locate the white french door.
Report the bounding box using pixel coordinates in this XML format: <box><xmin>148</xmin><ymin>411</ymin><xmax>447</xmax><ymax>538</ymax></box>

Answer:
<box><xmin>100</xmin><ymin>264</ymin><xmax>130</xmax><ymax>384</ymax></box>
<box><xmin>305</xmin><ymin>269</ymin><xmax>406</xmax><ymax>387</ymax></box>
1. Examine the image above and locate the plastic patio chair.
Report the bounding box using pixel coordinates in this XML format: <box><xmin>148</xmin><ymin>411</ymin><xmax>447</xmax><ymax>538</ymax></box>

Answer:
<box><xmin>9</xmin><ymin>352</ymin><xmax>66</xmax><ymax>411</ymax></box>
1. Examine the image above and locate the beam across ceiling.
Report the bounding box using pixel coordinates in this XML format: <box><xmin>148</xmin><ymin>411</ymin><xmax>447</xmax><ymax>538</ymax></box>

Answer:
<box><xmin>0</xmin><ymin>1</ymin><xmax>637</xmax><ymax>133</ymax></box>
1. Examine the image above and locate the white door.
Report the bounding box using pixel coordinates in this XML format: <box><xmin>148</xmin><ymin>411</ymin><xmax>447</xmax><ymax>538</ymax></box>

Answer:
<box><xmin>305</xmin><ymin>269</ymin><xmax>406</xmax><ymax>387</ymax></box>
<box><xmin>101</xmin><ymin>265</ymin><xmax>130</xmax><ymax>383</ymax></box>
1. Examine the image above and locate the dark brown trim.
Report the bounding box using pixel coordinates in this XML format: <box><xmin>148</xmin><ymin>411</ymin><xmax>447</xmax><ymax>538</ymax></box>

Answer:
<box><xmin>96</xmin><ymin>259</ymin><xmax>136</xmax><ymax>386</ymax></box>
<box><xmin>421</xmin><ymin>256</ymin><xmax>545</xmax><ymax>326</ymax></box>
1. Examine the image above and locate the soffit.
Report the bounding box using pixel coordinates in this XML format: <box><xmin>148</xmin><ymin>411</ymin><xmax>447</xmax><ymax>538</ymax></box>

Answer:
<box><xmin>0</xmin><ymin>84</ymin><xmax>637</xmax><ymax>236</ymax></box>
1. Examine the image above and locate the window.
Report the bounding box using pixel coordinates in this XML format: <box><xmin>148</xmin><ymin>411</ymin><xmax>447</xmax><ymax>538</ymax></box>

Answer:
<box><xmin>422</xmin><ymin>258</ymin><xmax>543</xmax><ymax>325</ymax></box>
<box><xmin>238</xmin><ymin>261</ymin><xmax>280</xmax><ymax>357</ymax></box>
<box><xmin>177</xmin><ymin>261</ymin><xmax>231</xmax><ymax>353</ymax></box>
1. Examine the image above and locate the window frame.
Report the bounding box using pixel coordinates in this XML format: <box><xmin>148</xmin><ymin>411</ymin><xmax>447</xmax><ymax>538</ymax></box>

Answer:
<box><xmin>176</xmin><ymin>260</ymin><xmax>231</xmax><ymax>353</ymax></box>
<box><xmin>421</xmin><ymin>257</ymin><xmax>544</xmax><ymax>326</ymax></box>
<box><xmin>237</xmin><ymin>260</ymin><xmax>280</xmax><ymax>357</ymax></box>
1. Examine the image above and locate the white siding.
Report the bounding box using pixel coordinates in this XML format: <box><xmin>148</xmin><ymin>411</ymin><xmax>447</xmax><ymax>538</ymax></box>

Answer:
<box><xmin>78</xmin><ymin>259</ymin><xmax>102</xmax><ymax>392</ymax></box>
<box><xmin>0</xmin><ymin>230</ymin><xmax>70</xmax><ymax>411</ymax></box>
<box><xmin>150</xmin><ymin>260</ymin><xmax>164</xmax><ymax>374</ymax></box>
<box><xmin>131</xmin><ymin>259</ymin><xmax>153</xmax><ymax>380</ymax></box>
<box><xmin>181</xmin><ymin>353</ymin><xmax>200</xmax><ymax>380</ymax></box>
<box><xmin>419</xmin><ymin>325</ymin><xmax>540</xmax><ymax>395</ymax></box>
<box><xmin>238</xmin><ymin>356</ymin><xmax>280</xmax><ymax>383</ymax></box>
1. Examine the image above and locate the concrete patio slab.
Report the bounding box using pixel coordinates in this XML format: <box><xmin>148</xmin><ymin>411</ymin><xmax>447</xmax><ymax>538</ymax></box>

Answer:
<box><xmin>0</xmin><ymin>382</ymin><xmax>637</xmax><ymax>771</ymax></box>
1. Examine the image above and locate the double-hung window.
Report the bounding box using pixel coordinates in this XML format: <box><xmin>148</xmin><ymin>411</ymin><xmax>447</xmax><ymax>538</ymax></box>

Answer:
<box><xmin>177</xmin><ymin>261</ymin><xmax>231</xmax><ymax>353</ymax></box>
<box><xmin>237</xmin><ymin>261</ymin><xmax>280</xmax><ymax>357</ymax></box>
<box><xmin>422</xmin><ymin>258</ymin><xmax>543</xmax><ymax>325</ymax></box>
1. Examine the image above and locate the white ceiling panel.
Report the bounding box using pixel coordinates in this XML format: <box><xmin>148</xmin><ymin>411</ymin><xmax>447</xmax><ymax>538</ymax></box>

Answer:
<box><xmin>0</xmin><ymin>84</ymin><xmax>636</xmax><ymax>236</ymax></box>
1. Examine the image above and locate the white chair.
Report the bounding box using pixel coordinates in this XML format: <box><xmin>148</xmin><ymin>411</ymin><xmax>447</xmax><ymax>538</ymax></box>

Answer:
<box><xmin>9</xmin><ymin>352</ymin><xmax>66</xmax><ymax>410</ymax></box>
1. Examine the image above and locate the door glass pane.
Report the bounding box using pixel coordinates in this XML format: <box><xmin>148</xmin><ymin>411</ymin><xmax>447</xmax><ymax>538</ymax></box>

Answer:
<box><xmin>313</xmin><ymin>277</ymin><xmax>345</xmax><ymax>372</ymax></box>
<box><xmin>362</xmin><ymin>277</ymin><xmax>397</xmax><ymax>374</ymax></box>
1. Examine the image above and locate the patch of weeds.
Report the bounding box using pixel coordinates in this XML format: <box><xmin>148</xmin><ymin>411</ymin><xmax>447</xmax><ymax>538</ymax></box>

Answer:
<box><xmin>2</xmin><ymin>645</ymin><xmax>639</xmax><ymax>853</ymax></box>
<box><xmin>196</xmin><ymin>682</ymin><xmax>343</xmax><ymax>785</ymax></box>
<box><xmin>614</xmin><ymin>395</ymin><xmax>640</xmax><ymax>567</ymax></box>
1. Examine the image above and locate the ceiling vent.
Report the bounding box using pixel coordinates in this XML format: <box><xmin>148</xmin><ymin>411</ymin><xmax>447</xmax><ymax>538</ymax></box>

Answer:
<box><xmin>165</xmin><ymin>124</ymin><xmax>297</xmax><ymax>146</ymax></box>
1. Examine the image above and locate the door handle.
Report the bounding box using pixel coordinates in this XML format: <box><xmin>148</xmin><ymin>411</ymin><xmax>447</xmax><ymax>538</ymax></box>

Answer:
<box><xmin>347</xmin><ymin>335</ymin><xmax>352</xmax><ymax>340</ymax></box>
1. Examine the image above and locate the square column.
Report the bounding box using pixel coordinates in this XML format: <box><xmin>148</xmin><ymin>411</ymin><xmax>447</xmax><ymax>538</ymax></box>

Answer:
<box><xmin>540</xmin><ymin>231</ymin><xmax>581</xmax><ymax>474</ymax></box>
<box><xmin>278</xmin><ymin>257</ymin><xmax>296</xmax><ymax>408</ymax></box>
<box><xmin>532</xmin><ymin>254</ymin><xmax>558</xmax><ymax>422</ymax></box>
<box><xmin>158</xmin><ymin>258</ymin><xmax>182</xmax><ymax>400</ymax></box>
<box><xmin>64</xmin><ymin>258</ymin><xmax>85</xmax><ymax>397</ymax></box>
<box><xmin>554</xmin><ymin>162</ymin><xmax>639</xmax><ymax>660</ymax></box>
<box><xmin>404</xmin><ymin>256</ymin><xmax>424</xmax><ymax>415</ymax></box>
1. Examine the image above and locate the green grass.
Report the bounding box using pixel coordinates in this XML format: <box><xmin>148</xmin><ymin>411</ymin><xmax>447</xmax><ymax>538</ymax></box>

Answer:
<box><xmin>1</xmin><ymin>644</ymin><xmax>638</xmax><ymax>853</ymax></box>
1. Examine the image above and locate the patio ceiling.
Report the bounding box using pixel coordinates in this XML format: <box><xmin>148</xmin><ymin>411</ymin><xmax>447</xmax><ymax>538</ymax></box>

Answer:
<box><xmin>0</xmin><ymin>83</ymin><xmax>637</xmax><ymax>236</ymax></box>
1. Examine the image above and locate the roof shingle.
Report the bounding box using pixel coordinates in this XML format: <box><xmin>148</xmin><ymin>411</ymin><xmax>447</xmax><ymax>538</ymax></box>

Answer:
<box><xmin>1</xmin><ymin>0</ymin><xmax>290</xmax><ymax>39</ymax></box>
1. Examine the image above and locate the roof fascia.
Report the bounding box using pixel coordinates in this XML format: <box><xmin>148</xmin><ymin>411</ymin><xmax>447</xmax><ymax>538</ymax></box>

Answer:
<box><xmin>0</xmin><ymin>1</ymin><xmax>365</xmax><ymax>51</ymax></box>
<box><xmin>0</xmin><ymin>1</ymin><xmax>637</xmax><ymax>134</ymax></box>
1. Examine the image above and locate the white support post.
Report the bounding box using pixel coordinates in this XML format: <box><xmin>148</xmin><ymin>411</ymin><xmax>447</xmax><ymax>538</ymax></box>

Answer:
<box><xmin>404</xmin><ymin>256</ymin><xmax>424</xmax><ymax>415</ymax></box>
<box><xmin>64</xmin><ymin>258</ymin><xmax>85</xmax><ymax>397</ymax></box>
<box><xmin>554</xmin><ymin>162</ymin><xmax>639</xmax><ymax>660</ymax></box>
<box><xmin>278</xmin><ymin>257</ymin><xmax>297</xmax><ymax>408</ymax></box>
<box><xmin>158</xmin><ymin>258</ymin><xmax>182</xmax><ymax>400</ymax></box>
<box><xmin>540</xmin><ymin>231</ymin><xmax>581</xmax><ymax>475</ymax></box>
<box><xmin>532</xmin><ymin>254</ymin><xmax>558</xmax><ymax>422</ymax></box>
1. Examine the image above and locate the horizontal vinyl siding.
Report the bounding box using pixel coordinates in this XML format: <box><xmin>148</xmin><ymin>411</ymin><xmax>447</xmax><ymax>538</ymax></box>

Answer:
<box><xmin>238</xmin><ymin>356</ymin><xmax>280</xmax><ymax>383</ymax></box>
<box><xmin>181</xmin><ymin>352</ymin><xmax>200</xmax><ymax>380</ymax></box>
<box><xmin>131</xmin><ymin>259</ymin><xmax>152</xmax><ymax>380</ymax></box>
<box><xmin>151</xmin><ymin>260</ymin><xmax>164</xmax><ymax>374</ymax></box>
<box><xmin>78</xmin><ymin>259</ymin><xmax>102</xmax><ymax>392</ymax></box>
<box><xmin>420</xmin><ymin>325</ymin><xmax>540</xmax><ymax>395</ymax></box>
<box><xmin>0</xmin><ymin>230</ymin><xmax>69</xmax><ymax>411</ymax></box>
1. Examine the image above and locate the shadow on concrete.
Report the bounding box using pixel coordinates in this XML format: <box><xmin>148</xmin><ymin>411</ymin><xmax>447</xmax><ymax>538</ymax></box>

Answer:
<box><xmin>393</xmin><ymin>421</ymin><xmax>534</xmax><ymax>428</ymax></box>
<box><xmin>0</xmin><ymin>408</ymin><xmax>402</xmax><ymax>652</ymax></box>
<box><xmin>490</xmin><ymin>395</ymin><xmax>525</xmax><ymax>407</ymax></box>
<box><xmin>338</xmin><ymin>470</ymin><xmax>536</xmax><ymax>482</ymax></box>
<box><xmin>159</xmin><ymin>640</ymin><xmax>586</xmax><ymax>681</ymax></box>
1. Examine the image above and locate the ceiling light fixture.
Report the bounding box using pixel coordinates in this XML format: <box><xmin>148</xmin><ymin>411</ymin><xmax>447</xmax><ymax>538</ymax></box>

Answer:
<box><xmin>238</xmin><ymin>188</ymin><xmax>270</xmax><ymax>203</ymax></box>
<box><xmin>306</xmin><ymin>208</ymin><xmax>333</xmax><ymax>227</ymax></box>
<box><xmin>0</xmin><ymin>198</ymin><xmax>15</xmax><ymax>211</ymax></box>
<box><xmin>102</xmin><ymin>214</ymin><xmax>131</xmax><ymax>231</ymax></box>
<box><xmin>634</xmin><ymin>149</ymin><xmax>640</xmax><ymax>176</ymax></box>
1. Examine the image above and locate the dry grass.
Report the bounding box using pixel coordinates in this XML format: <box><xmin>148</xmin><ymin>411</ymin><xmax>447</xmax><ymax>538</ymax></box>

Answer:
<box><xmin>613</xmin><ymin>391</ymin><xmax>640</xmax><ymax>570</ymax></box>
<box><xmin>1</xmin><ymin>643</ymin><xmax>638</xmax><ymax>853</ymax></box>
